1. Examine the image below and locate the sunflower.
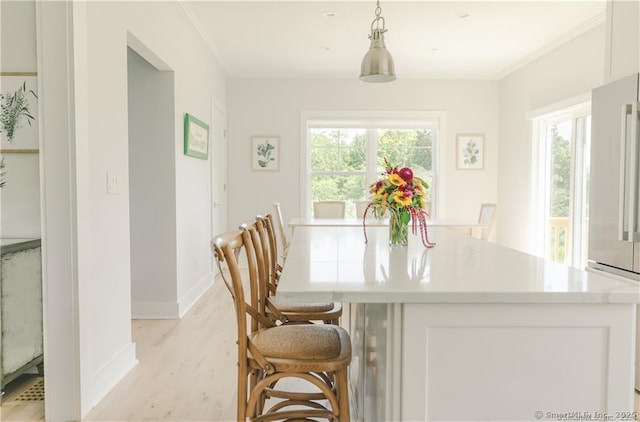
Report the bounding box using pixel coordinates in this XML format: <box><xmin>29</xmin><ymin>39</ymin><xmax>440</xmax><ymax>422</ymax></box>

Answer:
<box><xmin>394</xmin><ymin>194</ymin><xmax>412</xmax><ymax>207</ymax></box>
<box><xmin>388</xmin><ymin>173</ymin><xmax>405</xmax><ymax>187</ymax></box>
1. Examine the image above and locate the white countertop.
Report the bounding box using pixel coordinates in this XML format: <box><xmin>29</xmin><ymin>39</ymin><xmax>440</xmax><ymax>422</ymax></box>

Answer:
<box><xmin>276</xmin><ymin>226</ymin><xmax>640</xmax><ymax>304</ymax></box>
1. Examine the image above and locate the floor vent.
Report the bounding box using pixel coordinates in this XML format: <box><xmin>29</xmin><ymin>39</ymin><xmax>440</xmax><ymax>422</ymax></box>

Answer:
<box><xmin>14</xmin><ymin>377</ymin><xmax>44</xmax><ymax>402</ymax></box>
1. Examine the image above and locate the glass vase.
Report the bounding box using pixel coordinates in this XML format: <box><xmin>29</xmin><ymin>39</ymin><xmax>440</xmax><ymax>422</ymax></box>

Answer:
<box><xmin>389</xmin><ymin>213</ymin><xmax>409</xmax><ymax>246</ymax></box>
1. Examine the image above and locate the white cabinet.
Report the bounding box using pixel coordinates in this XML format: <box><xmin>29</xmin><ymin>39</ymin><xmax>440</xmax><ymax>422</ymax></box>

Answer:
<box><xmin>605</xmin><ymin>0</ymin><xmax>640</xmax><ymax>83</ymax></box>
<box><xmin>0</xmin><ymin>239</ymin><xmax>43</xmax><ymax>392</ymax></box>
<box><xmin>402</xmin><ymin>303</ymin><xmax>636</xmax><ymax>420</ymax></box>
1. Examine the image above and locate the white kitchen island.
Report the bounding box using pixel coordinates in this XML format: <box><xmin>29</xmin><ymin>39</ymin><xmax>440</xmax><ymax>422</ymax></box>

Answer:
<box><xmin>275</xmin><ymin>226</ymin><xmax>640</xmax><ymax>421</ymax></box>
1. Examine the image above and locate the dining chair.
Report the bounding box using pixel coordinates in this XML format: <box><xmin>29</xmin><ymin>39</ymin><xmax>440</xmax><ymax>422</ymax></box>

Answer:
<box><xmin>478</xmin><ymin>203</ymin><xmax>497</xmax><ymax>242</ymax></box>
<box><xmin>313</xmin><ymin>201</ymin><xmax>346</xmax><ymax>218</ymax></box>
<box><xmin>212</xmin><ymin>229</ymin><xmax>351</xmax><ymax>421</ymax></box>
<box><xmin>355</xmin><ymin>200</ymin><xmax>371</xmax><ymax>219</ymax></box>
<box><xmin>272</xmin><ymin>202</ymin><xmax>290</xmax><ymax>262</ymax></box>
<box><xmin>250</xmin><ymin>215</ymin><xmax>342</xmax><ymax>325</ymax></box>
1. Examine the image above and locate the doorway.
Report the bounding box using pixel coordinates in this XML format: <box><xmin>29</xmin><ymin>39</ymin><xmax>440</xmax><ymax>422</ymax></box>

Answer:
<box><xmin>126</xmin><ymin>45</ymin><xmax>177</xmax><ymax>318</ymax></box>
<box><xmin>535</xmin><ymin>102</ymin><xmax>591</xmax><ymax>269</ymax></box>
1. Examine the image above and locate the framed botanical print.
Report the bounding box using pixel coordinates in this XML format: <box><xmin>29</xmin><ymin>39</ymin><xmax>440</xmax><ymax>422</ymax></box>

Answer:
<box><xmin>1</xmin><ymin>74</ymin><xmax>38</xmax><ymax>151</ymax></box>
<box><xmin>251</xmin><ymin>136</ymin><xmax>279</xmax><ymax>171</ymax></box>
<box><xmin>456</xmin><ymin>133</ymin><xmax>484</xmax><ymax>170</ymax></box>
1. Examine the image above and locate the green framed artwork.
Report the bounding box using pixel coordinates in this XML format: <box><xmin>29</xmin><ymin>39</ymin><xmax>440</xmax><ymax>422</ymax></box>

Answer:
<box><xmin>184</xmin><ymin>113</ymin><xmax>209</xmax><ymax>159</ymax></box>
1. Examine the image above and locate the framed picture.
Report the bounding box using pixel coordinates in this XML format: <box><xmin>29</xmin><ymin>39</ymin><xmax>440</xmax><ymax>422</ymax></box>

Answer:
<box><xmin>1</xmin><ymin>74</ymin><xmax>39</xmax><ymax>151</ymax></box>
<box><xmin>184</xmin><ymin>113</ymin><xmax>209</xmax><ymax>160</ymax></box>
<box><xmin>456</xmin><ymin>133</ymin><xmax>484</xmax><ymax>170</ymax></box>
<box><xmin>251</xmin><ymin>136</ymin><xmax>279</xmax><ymax>171</ymax></box>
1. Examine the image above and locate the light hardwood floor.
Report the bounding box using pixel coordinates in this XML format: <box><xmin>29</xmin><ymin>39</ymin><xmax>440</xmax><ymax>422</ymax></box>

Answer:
<box><xmin>2</xmin><ymin>274</ymin><xmax>640</xmax><ymax>421</ymax></box>
<box><xmin>86</xmin><ymin>277</ymin><xmax>238</xmax><ymax>421</ymax></box>
<box><xmin>1</xmin><ymin>375</ymin><xmax>45</xmax><ymax>421</ymax></box>
<box><xmin>1</xmin><ymin>276</ymin><xmax>239</xmax><ymax>422</ymax></box>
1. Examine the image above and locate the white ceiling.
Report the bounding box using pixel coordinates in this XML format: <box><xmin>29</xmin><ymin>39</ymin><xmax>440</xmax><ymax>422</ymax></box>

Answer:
<box><xmin>183</xmin><ymin>1</ymin><xmax>606</xmax><ymax>80</ymax></box>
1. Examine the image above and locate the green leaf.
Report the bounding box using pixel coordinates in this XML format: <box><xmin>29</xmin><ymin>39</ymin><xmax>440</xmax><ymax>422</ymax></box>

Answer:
<box><xmin>400</xmin><ymin>210</ymin><xmax>411</xmax><ymax>224</ymax></box>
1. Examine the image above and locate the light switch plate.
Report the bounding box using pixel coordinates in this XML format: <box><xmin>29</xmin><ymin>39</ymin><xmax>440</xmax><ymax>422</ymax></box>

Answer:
<box><xmin>107</xmin><ymin>173</ymin><xmax>120</xmax><ymax>194</ymax></box>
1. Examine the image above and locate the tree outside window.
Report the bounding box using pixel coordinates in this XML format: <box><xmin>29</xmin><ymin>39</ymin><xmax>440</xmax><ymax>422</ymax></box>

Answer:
<box><xmin>309</xmin><ymin>126</ymin><xmax>436</xmax><ymax>217</ymax></box>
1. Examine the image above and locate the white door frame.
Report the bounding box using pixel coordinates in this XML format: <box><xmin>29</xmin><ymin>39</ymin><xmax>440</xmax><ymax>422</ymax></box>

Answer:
<box><xmin>211</xmin><ymin>98</ymin><xmax>227</xmax><ymax>248</ymax></box>
<box><xmin>36</xmin><ymin>2</ymin><xmax>83</xmax><ymax>419</ymax></box>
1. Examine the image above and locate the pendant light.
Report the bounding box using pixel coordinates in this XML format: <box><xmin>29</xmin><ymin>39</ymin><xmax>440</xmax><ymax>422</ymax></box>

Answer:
<box><xmin>360</xmin><ymin>0</ymin><xmax>396</xmax><ymax>83</ymax></box>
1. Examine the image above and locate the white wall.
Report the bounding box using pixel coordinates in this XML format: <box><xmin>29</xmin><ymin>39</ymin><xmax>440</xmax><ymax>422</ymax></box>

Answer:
<box><xmin>497</xmin><ymin>24</ymin><xmax>605</xmax><ymax>254</ymax></box>
<box><xmin>1</xmin><ymin>0</ymin><xmax>40</xmax><ymax>238</ymax></box>
<box><xmin>80</xmin><ymin>0</ymin><xmax>225</xmax><ymax>410</ymax></box>
<box><xmin>36</xmin><ymin>1</ymin><xmax>227</xmax><ymax>417</ymax></box>
<box><xmin>1</xmin><ymin>153</ymin><xmax>40</xmax><ymax>237</ymax></box>
<box><xmin>1</xmin><ymin>1</ymin><xmax>37</xmax><ymax>71</ymax></box>
<box><xmin>227</xmin><ymin>79</ymin><xmax>499</xmax><ymax>229</ymax></box>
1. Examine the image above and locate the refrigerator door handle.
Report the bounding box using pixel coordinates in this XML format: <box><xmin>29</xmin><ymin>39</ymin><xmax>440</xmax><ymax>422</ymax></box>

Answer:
<box><xmin>618</xmin><ymin>104</ymin><xmax>636</xmax><ymax>242</ymax></box>
<box><xmin>619</xmin><ymin>104</ymin><xmax>631</xmax><ymax>241</ymax></box>
<box><xmin>620</xmin><ymin>102</ymin><xmax>640</xmax><ymax>242</ymax></box>
<box><xmin>630</xmin><ymin>102</ymin><xmax>640</xmax><ymax>242</ymax></box>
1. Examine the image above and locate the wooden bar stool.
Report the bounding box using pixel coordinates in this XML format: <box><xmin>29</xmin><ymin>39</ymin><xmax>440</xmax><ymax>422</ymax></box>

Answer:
<box><xmin>212</xmin><ymin>229</ymin><xmax>351</xmax><ymax>421</ymax></box>
<box><xmin>272</xmin><ymin>202</ymin><xmax>290</xmax><ymax>262</ymax></box>
<box><xmin>240</xmin><ymin>217</ymin><xmax>342</xmax><ymax>325</ymax></box>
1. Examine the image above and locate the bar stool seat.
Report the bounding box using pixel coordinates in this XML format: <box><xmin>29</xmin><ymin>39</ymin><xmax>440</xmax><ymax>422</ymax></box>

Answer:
<box><xmin>251</xmin><ymin>324</ymin><xmax>350</xmax><ymax>363</ymax></box>
<box><xmin>269</xmin><ymin>298</ymin><xmax>337</xmax><ymax>313</ymax></box>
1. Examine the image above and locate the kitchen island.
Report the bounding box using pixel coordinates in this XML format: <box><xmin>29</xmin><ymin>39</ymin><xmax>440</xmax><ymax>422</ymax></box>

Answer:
<box><xmin>276</xmin><ymin>226</ymin><xmax>640</xmax><ymax>421</ymax></box>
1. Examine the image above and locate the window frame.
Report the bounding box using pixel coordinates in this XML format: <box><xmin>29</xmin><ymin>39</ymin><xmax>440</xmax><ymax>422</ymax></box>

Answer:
<box><xmin>300</xmin><ymin>110</ymin><xmax>445</xmax><ymax>218</ymax></box>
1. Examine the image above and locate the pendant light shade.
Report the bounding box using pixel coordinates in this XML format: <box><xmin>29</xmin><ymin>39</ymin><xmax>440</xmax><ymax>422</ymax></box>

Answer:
<box><xmin>360</xmin><ymin>0</ymin><xmax>396</xmax><ymax>83</ymax></box>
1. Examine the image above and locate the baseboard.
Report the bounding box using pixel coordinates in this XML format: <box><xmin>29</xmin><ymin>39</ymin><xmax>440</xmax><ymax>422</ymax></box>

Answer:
<box><xmin>88</xmin><ymin>342</ymin><xmax>138</xmax><ymax>412</ymax></box>
<box><xmin>178</xmin><ymin>272</ymin><xmax>215</xmax><ymax>317</ymax></box>
<box><xmin>131</xmin><ymin>300</ymin><xmax>180</xmax><ymax>319</ymax></box>
<box><xmin>131</xmin><ymin>273</ymin><xmax>215</xmax><ymax>319</ymax></box>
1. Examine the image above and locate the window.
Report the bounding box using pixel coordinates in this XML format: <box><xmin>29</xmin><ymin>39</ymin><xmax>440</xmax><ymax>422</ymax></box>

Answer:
<box><xmin>302</xmin><ymin>112</ymin><xmax>442</xmax><ymax>218</ymax></box>
<box><xmin>310</xmin><ymin>128</ymin><xmax>367</xmax><ymax>217</ymax></box>
<box><xmin>533</xmin><ymin>102</ymin><xmax>591</xmax><ymax>268</ymax></box>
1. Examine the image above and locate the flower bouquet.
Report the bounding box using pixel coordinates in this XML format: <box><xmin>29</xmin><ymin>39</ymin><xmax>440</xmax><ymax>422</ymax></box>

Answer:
<box><xmin>362</xmin><ymin>158</ymin><xmax>435</xmax><ymax>247</ymax></box>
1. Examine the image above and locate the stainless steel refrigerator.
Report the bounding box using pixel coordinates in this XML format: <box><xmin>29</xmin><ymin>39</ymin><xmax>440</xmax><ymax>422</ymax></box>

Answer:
<box><xmin>588</xmin><ymin>72</ymin><xmax>640</xmax><ymax>390</ymax></box>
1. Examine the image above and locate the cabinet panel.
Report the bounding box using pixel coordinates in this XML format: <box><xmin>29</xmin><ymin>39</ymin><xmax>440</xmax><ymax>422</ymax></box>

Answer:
<box><xmin>402</xmin><ymin>304</ymin><xmax>636</xmax><ymax>420</ymax></box>
<box><xmin>605</xmin><ymin>0</ymin><xmax>640</xmax><ymax>82</ymax></box>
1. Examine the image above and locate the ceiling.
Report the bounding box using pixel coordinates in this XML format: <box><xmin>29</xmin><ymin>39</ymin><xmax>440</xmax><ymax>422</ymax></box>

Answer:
<box><xmin>183</xmin><ymin>1</ymin><xmax>606</xmax><ymax>80</ymax></box>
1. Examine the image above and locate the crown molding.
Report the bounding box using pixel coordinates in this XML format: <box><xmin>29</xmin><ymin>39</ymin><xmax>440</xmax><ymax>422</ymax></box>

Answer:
<box><xmin>496</xmin><ymin>11</ymin><xmax>606</xmax><ymax>80</ymax></box>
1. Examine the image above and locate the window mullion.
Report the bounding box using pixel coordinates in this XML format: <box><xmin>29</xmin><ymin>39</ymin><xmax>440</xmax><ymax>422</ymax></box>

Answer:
<box><xmin>571</xmin><ymin>113</ymin><xmax>586</xmax><ymax>268</ymax></box>
<box><xmin>366</xmin><ymin>128</ymin><xmax>378</xmax><ymax>183</ymax></box>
